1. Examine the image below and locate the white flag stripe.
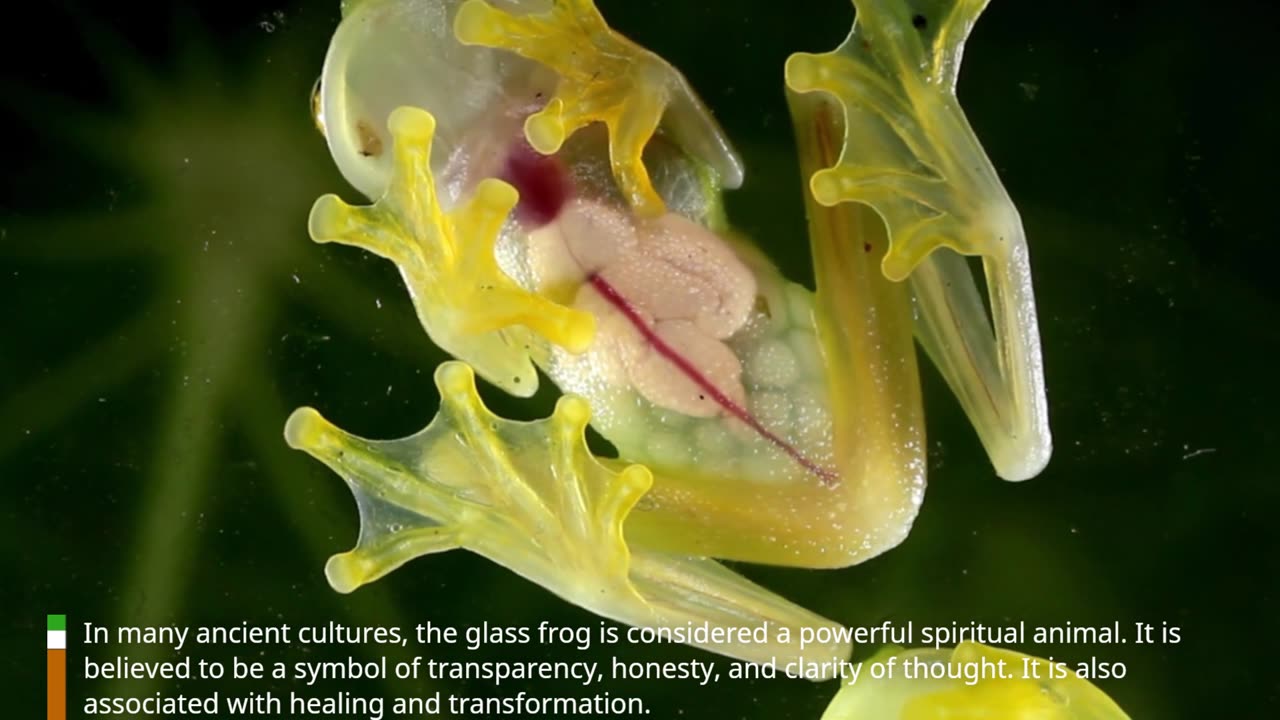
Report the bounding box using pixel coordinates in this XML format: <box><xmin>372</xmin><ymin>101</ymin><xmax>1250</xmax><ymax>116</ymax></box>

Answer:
<box><xmin>47</xmin><ymin>630</ymin><xmax>66</xmax><ymax>650</ymax></box>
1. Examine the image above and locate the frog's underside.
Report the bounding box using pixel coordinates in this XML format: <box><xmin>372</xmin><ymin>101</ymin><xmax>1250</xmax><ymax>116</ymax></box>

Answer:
<box><xmin>287</xmin><ymin>0</ymin><xmax>1053</xmax><ymax>674</ymax></box>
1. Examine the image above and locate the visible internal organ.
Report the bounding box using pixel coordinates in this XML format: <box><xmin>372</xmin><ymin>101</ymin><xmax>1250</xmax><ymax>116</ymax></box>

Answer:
<box><xmin>500</xmin><ymin>139</ymin><xmax>571</xmax><ymax>228</ymax></box>
<box><xmin>595</xmin><ymin>213</ymin><xmax>757</xmax><ymax>340</ymax></box>
<box><xmin>584</xmin><ymin>275</ymin><xmax>838</xmax><ymax>485</ymax></box>
<box><xmin>521</xmin><ymin>189</ymin><xmax>836</xmax><ymax>483</ymax></box>
<box><xmin>576</xmin><ymin>277</ymin><xmax>749</xmax><ymax>419</ymax></box>
<box><xmin>530</xmin><ymin>198</ymin><xmax>755</xmax><ymax>417</ymax></box>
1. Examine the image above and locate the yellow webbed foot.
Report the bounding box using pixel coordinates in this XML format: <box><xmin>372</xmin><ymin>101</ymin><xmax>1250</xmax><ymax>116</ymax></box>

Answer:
<box><xmin>453</xmin><ymin>0</ymin><xmax>742</xmax><ymax>216</ymax></box>
<box><xmin>285</xmin><ymin>361</ymin><xmax>851</xmax><ymax>671</ymax></box>
<box><xmin>822</xmin><ymin>643</ymin><xmax>1131</xmax><ymax>720</ymax></box>
<box><xmin>785</xmin><ymin>0</ymin><xmax>1007</xmax><ymax>280</ymax></box>
<box><xmin>308</xmin><ymin>106</ymin><xmax>595</xmax><ymax>396</ymax></box>
<box><xmin>786</xmin><ymin>0</ymin><xmax>1051</xmax><ymax>481</ymax></box>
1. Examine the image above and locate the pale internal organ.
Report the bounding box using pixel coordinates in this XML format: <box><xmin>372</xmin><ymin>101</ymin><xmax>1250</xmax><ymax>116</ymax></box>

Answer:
<box><xmin>493</xmin><ymin>137</ymin><xmax>834</xmax><ymax>483</ymax></box>
<box><xmin>531</xmin><ymin>197</ymin><xmax>755</xmax><ymax>418</ymax></box>
<box><xmin>525</xmin><ymin>193</ymin><xmax>837</xmax><ymax>484</ymax></box>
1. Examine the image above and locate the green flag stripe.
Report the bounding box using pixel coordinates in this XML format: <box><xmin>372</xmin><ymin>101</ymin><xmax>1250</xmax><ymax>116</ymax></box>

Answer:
<box><xmin>47</xmin><ymin>614</ymin><xmax>66</xmax><ymax>631</ymax></box>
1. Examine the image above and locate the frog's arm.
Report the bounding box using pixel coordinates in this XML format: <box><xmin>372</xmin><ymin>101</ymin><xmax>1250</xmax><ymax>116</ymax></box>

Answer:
<box><xmin>310</xmin><ymin>107</ymin><xmax>595</xmax><ymax>397</ymax></box>
<box><xmin>453</xmin><ymin>0</ymin><xmax>744</xmax><ymax>216</ymax></box>
<box><xmin>285</xmin><ymin>361</ymin><xmax>850</xmax><ymax>670</ymax></box>
<box><xmin>822</xmin><ymin>643</ymin><xmax>1130</xmax><ymax>719</ymax></box>
<box><xmin>785</xmin><ymin>0</ymin><xmax>1051</xmax><ymax>481</ymax></box>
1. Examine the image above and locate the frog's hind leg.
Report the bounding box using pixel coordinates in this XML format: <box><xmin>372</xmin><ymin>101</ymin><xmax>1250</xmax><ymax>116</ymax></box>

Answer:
<box><xmin>909</xmin><ymin>244</ymin><xmax>1050</xmax><ymax>481</ymax></box>
<box><xmin>285</xmin><ymin>361</ymin><xmax>852</xmax><ymax>673</ymax></box>
<box><xmin>785</xmin><ymin>90</ymin><xmax>929</xmax><ymax>562</ymax></box>
<box><xmin>786</xmin><ymin>0</ymin><xmax>1051</xmax><ymax>481</ymax></box>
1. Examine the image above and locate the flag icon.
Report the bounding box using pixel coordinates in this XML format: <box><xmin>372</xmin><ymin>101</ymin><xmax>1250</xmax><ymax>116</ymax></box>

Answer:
<box><xmin>47</xmin><ymin>614</ymin><xmax>65</xmax><ymax>720</ymax></box>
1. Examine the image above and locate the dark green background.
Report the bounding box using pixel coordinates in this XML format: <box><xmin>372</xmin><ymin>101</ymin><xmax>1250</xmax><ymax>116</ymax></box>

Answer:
<box><xmin>3</xmin><ymin>0</ymin><xmax>1276</xmax><ymax>717</ymax></box>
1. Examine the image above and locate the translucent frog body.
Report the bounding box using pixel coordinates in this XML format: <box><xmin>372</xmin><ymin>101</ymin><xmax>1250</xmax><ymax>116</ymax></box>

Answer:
<box><xmin>288</xmin><ymin>0</ymin><xmax>1055</xmax><ymax>674</ymax></box>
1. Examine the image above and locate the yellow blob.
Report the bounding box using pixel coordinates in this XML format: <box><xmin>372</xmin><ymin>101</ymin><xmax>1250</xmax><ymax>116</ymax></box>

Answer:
<box><xmin>821</xmin><ymin>643</ymin><xmax>1131</xmax><ymax>720</ymax></box>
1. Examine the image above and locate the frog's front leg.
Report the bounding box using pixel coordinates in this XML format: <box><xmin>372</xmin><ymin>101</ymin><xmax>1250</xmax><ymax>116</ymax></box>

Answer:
<box><xmin>453</xmin><ymin>0</ymin><xmax>744</xmax><ymax>216</ymax></box>
<box><xmin>309</xmin><ymin>105</ymin><xmax>596</xmax><ymax>396</ymax></box>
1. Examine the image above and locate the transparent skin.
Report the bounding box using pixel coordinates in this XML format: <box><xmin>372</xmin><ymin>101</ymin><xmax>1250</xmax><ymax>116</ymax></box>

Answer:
<box><xmin>287</xmin><ymin>0</ymin><xmax>1055</xmax><ymax>676</ymax></box>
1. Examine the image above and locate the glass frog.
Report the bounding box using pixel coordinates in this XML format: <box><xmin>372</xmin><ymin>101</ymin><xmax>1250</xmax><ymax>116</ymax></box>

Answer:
<box><xmin>286</xmin><ymin>0</ymin><xmax>1052</xmax><ymax>671</ymax></box>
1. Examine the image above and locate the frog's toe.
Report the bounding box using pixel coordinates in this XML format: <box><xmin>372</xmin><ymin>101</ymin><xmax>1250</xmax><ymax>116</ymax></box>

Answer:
<box><xmin>324</xmin><ymin>526</ymin><xmax>461</xmax><ymax>594</ymax></box>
